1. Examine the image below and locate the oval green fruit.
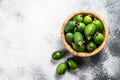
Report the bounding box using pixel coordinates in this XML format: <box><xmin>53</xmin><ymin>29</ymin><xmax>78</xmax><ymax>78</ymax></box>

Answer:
<box><xmin>65</xmin><ymin>32</ymin><xmax>73</xmax><ymax>44</ymax></box>
<box><xmin>52</xmin><ymin>51</ymin><xmax>64</xmax><ymax>60</ymax></box>
<box><xmin>72</xmin><ymin>43</ymin><xmax>86</xmax><ymax>52</ymax></box>
<box><xmin>72</xmin><ymin>43</ymin><xmax>79</xmax><ymax>51</ymax></box>
<box><xmin>93</xmin><ymin>32</ymin><xmax>104</xmax><ymax>44</ymax></box>
<box><xmin>64</xmin><ymin>21</ymin><xmax>76</xmax><ymax>32</ymax></box>
<box><xmin>84</xmin><ymin>23</ymin><xmax>96</xmax><ymax>40</ymax></box>
<box><xmin>86</xmin><ymin>41</ymin><xmax>96</xmax><ymax>52</ymax></box>
<box><xmin>56</xmin><ymin>62</ymin><xmax>67</xmax><ymax>75</ymax></box>
<box><xmin>67</xmin><ymin>58</ymin><xmax>78</xmax><ymax>69</ymax></box>
<box><xmin>73</xmin><ymin>32</ymin><xmax>84</xmax><ymax>45</ymax></box>
<box><xmin>83</xmin><ymin>15</ymin><xmax>92</xmax><ymax>24</ymax></box>
<box><xmin>73</xmin><ymin>15</ymin><xmax>83</xmax><ymax>22</ymax></box>
<box><xmin>93</xmin><ymin>20</ymin><xmax>103</xmax><ymax>32</ymax></box>
<box><xmin>77</xmin><ymin>23</ymin><xmax>86</xmax><ymax>33</ymax></box>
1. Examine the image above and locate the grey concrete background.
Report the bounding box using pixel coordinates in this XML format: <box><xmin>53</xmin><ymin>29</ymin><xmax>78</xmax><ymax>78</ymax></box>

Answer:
<box><xmin>0</xmin><ymin>0</ymin><xmax>120</xmax><ymax>80</ymax></box>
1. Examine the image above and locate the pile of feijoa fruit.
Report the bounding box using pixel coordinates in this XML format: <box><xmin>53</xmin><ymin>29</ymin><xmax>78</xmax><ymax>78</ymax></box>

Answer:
<box><xmin>64</xmin><ymin>14</ymin><xmax>104</xmax><ymax>52</ymax></box>
<box><xmin>52</xmin><ymin>51</ymin><xmax>78</xmax><ymax>75</ymax></box>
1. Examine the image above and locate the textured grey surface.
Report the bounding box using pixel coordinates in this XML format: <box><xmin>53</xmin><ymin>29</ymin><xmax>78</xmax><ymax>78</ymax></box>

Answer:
<box><xmin>0</xmin><ymin>0</ymin><xmax>120</xmax><ymax>80</ymax></box>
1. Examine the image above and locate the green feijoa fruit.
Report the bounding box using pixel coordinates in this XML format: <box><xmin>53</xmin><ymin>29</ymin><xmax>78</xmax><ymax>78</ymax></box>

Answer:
<box><xmin>83</xmin><ymin>15</ymin><xmax>92</xmax><ymax>24</ymax></box>
<box><xmin>84</xmin><ymin>23</ymin><xmax>96</xmax><ymax>40</ymax></box>
<box><xmin>73</xmin><ymin>15</ymin><xmax>83</xmax><ymax>22</ymax></box>
<box><xmin>73</xmin><ymin>27</ymin><xmax>77</xmax><ymax>33</ymax></box>
<box><xmin>73</xmin><ymin>32</ymin><xmax>84</xmax><ymax>45</ymax></box>
<box><xmin>93</xmin><ymin>32</ymin><xmax>104</xmax><ymax>44</ymax></box>
<box><xmin>79</xmin><ymin>44</ymin><xmax>86</xmax><ymax>51</ymax></box>
<box><xmin>72</xmin><ymin>43</ymin><xmax>79</xmax><ymax>51</ymax></box>
<box><xmin>65</xmin><ymin>32</ymin><xmax>73</xmax><ymax>44</ymax></box>
<box><xmin>64</xmin><ymin>21</ymin><xmax>76</xmax><ymax>32</ymax></box>
<box><xmin>67</xmin><ymin>58</ymin><xmax>78</xmax><ymax>69</ymax></box>
<box><xmin>77</xmin><ymin>23</ymin><xmax>86</xmax><ymax>33</ymax></box>
<box><xmin>86</xmin><ymin>41</ymin><xmax>96</xmax><ymax>52</ymax></box>
<box><xmin>56</xmin><ymin>62</ymin><xmax>67</xmax><ymax>75</ymax></box>
<box><xmin>92</xmin><ymin>20</ymin><xmax>103</xmax><ymax>32</ymax></box>
<box><xmin>52</xmin><ymin>51</ymin><xmax>64</xmax><ymax>60</ymax></box>
<box><xmin>72</xmin><ymin>43</ymin><xmax>86</xmax><ymax>52</ymax></box>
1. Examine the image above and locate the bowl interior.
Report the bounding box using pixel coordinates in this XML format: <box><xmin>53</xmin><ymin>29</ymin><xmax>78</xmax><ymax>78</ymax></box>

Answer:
<box><xmin>61</xmin><ymin>10</ymin><xmax>108</xmax><ymax>57</ymax></box>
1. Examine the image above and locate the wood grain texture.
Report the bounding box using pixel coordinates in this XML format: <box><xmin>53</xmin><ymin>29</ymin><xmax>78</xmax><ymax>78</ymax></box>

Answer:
<box><xmin>61</xmin><ymin>10</ymin><xmax>108</xmax><ymax>57</ymax></box>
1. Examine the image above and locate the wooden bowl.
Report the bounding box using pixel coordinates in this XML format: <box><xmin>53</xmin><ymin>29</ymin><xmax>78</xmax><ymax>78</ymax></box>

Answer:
<box><xmin>61</xmin><ymin>10</ymin><xmax>108</xmax><ymax>57</ymax></box>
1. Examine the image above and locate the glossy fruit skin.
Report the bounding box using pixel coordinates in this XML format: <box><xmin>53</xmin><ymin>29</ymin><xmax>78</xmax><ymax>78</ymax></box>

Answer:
<box><xmin>83</xmin><ymin>15</ymin><xmax>92</xmax><ymax>24</ymax></box>
<box><xmin>65</xmin><ymin>33</ymin><xmax>74</xmax><ymax>44</ymax></box>
<box><xmin>92</xmin><ymin>20</ymin><xmax>103</xmax><ymax>32</ymax></box>
<box><xmin>56</xmin><ymin>62</ymin><xmax>67</xmax><ymax>75</ymax></box>
<box><xmin>72</xmin><ymin>43</ymin><xmax>86</xmax><ymax>51</ymax></box>
<box><xmin>93</xmin><ymin>32</ymin><xmax>104</xmax><ymax>44</ymax></box>
<box><xmin>52</xmin><ymin>51</ymin><xmax>64</xmax><ymax>60</ymax></box>
<box><xmin>77</xmin><ymin>23</ymin><xmax>86</xmax><ymax>33</ymax></box>
<box><xmin>84</xmin><ymin>23</ymin><xmax>96</xmax><ymax>40</ymax></box>
<box><xmin>73</xmin><ymin>15</ymin><xmax>83</xmax><ymax>22</ymax></box>
<box><xmin>86</xmin><ymin>41</ymin><xmax>96</xmax><ymax>52</ymax></box>
<box><xmin>73</xmin><ymin>32</ymin><xmax>84</xmax><ymax>45</ymax></box>
<box><xmin>64</xmin><ymin>21</ymin><xmax>76</xmax><ymax>32</ymax></box>
<box><xmin>67</xmin><ymin>58</ymin><xmax>78</xmax><ymax>69</ymax></box>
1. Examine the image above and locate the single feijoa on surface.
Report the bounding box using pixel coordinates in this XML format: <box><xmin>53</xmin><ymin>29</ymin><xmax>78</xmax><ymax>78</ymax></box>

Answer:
<box><xmin>56</xmin><ymin>62</ymin><xmax>67</xmax><ymax>75</ymax></box>
<box><xmin>52</xmin><ymin>51</ymin><xmax>64</xmax><ymax>60</ymax></box>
